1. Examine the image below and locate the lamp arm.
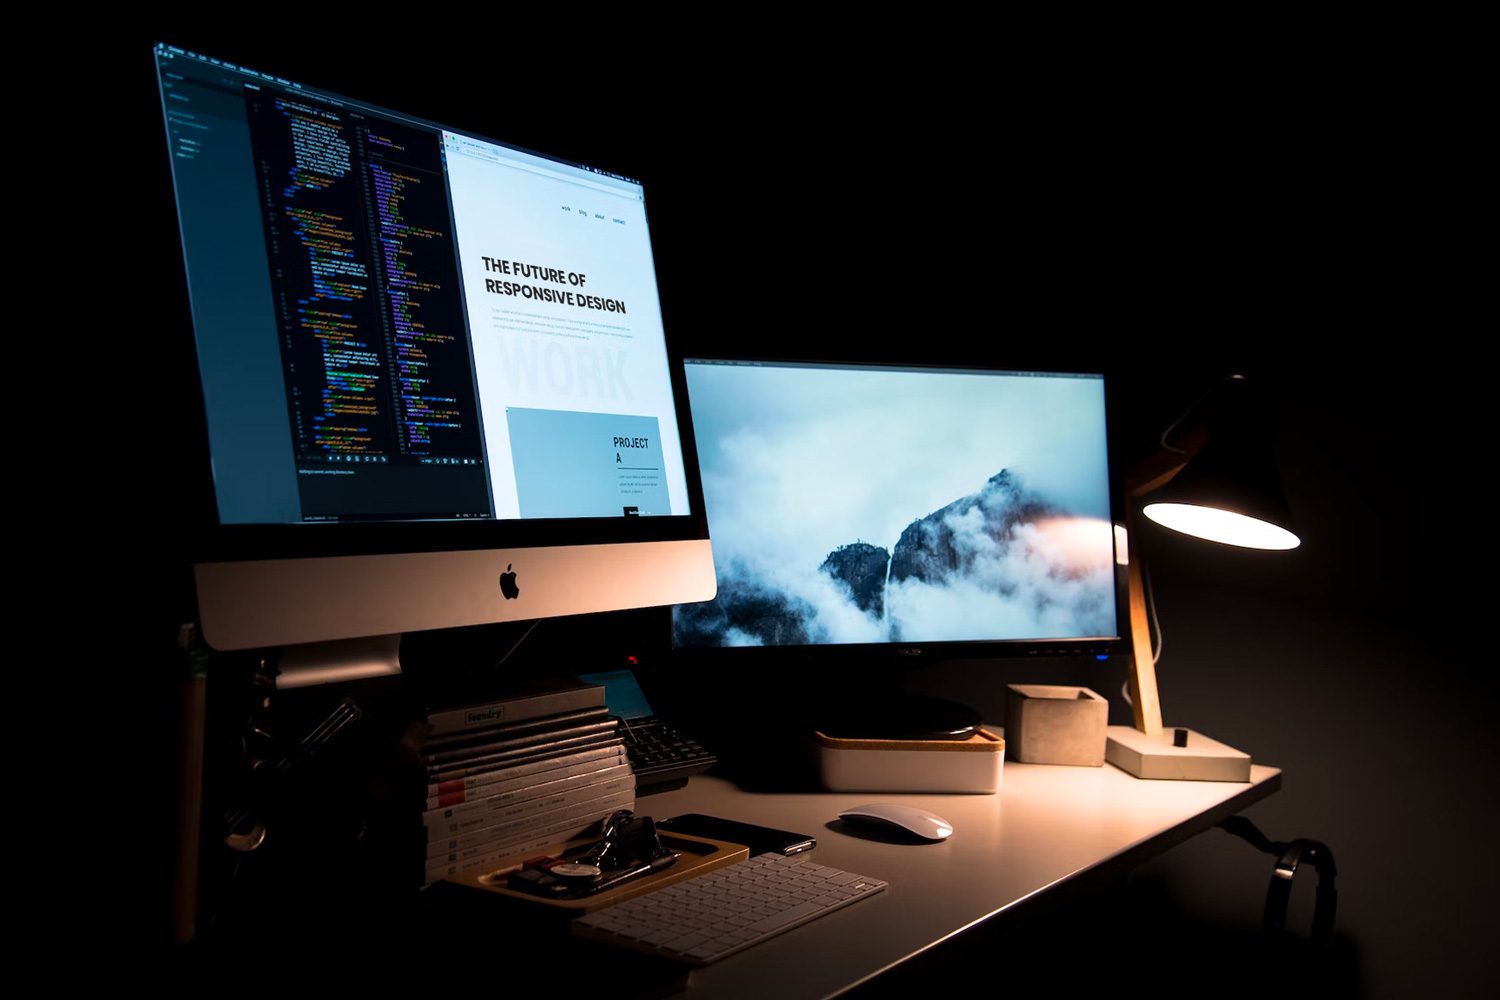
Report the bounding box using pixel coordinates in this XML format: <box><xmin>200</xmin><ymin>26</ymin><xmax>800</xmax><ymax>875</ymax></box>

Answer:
<box><xmin>1124</xmin><ymin>372</ymin><xmax>1250</xmax><ymax>497</ymax></box>
<box><xmin>1123</xmin><ymin>445</ymin><xmax>1185</xmax><ymax>735</ymax></box>
<box><xmin>1122</xmin><ymin>438</ymin><xmax>1187</xmax><ymax>736</ymax></box>
<box><xmin>1124</xmin><ymin>503</ymin><xmax>1164</xmax><ymax>735</ymax></box>
<box><xmin>1159</xmin><ymin>374</ymin><xmax>1248</xmax><ymax>452</ymax></box>
<box><xmin>1125</xmin><ymin>458</ymin><xmax>1187</xmax><ymax>500</ymax></box>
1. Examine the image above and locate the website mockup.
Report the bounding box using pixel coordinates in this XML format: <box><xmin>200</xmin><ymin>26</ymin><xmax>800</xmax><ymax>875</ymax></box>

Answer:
<box><xmin>444</xmin><ymin>133</ymin><xmax>685</xmax><ymax>519</ymax></box>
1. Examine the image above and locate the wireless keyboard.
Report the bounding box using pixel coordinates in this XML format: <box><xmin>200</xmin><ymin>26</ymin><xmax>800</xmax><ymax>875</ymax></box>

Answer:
<box><xmin>572</xmin><ymin>852</ymin><xmax>886</xmax><ymax>965</ymax></box>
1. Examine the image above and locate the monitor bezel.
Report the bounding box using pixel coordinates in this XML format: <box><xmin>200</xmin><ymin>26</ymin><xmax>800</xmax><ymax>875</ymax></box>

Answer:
<box><xmin>671</xmin><ymin>354</ymin><xmax>1130</xmax><ymax>664</ymax></box>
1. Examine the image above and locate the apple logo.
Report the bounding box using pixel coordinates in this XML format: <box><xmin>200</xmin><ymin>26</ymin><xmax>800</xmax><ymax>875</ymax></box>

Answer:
<box><xmin>499</xmin><ymin>564</ymin><xmax>520</xmax><ymax>600</ymax></box>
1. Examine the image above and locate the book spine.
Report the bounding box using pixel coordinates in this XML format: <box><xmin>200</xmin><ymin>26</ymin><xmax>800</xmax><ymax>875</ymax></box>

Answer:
<box><xmin>438</xmin><ymin>790</ymin><xmax>635</xmax><ymax>869</ymax></box>
<box><xmin>425</xmin><ymin>745</ymin><xmax>627</xmax><ymax>809</ymax></box>
<box><xmin>423</xmin><ymin>763</ymin><xmax>634</xmax><ymax>835</ymax></box>
<box><xmin>426</xmin><ymin>684</ymin><xmax>605</xmax><ymax>736</ymax></box>
<box><xmin>423</xmin><ymin>790</ymin><xmax>636</xmax><ymax>884</ymax></box>
<box><xmin>423</xmin><ymin>707</ymin><xmax>611</xmax><ymax>753</ymax></box>
<box><xmin>424</xmin><ymin>780</ymin><xmax>634</xmax><ymax>860</ymax></box>
<box><xmin>422</xmin><ymin>720</ymin><xmax>618</xmax><ymax>767</ymax></box>
<box><xmin>426</xmin><ymin>728</ymin><xmax>624</xmax><ymax>779</ymax></box>
<box><xmin>426</xmin><ymin>731</ymin><xmax>624</xmax><ymax>785</ymax></box>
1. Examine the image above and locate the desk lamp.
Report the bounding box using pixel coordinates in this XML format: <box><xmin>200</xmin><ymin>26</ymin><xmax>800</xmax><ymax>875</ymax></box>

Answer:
<box><xmin>1105</xmin><ymin>374</ymin><xmax>1300</xmax><ymax>780</ymax></box>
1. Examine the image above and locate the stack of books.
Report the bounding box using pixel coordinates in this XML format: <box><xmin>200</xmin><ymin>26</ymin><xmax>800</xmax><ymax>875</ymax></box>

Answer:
<box><xmin>422</xmin><ymin>679</ymin><xmax>635</xmax><ymax>886</ymax></box>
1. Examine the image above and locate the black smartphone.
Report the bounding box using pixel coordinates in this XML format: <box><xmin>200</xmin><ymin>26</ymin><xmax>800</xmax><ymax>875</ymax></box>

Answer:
<box><xmin>657</xmin><ymin>814</ymin><xmax>817</xmax><ymax>856</ymax></box>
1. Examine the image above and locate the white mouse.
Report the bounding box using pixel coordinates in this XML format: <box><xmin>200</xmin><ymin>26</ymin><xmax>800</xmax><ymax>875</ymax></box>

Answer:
<box><xmin>838</xmin><ymin>803</ymin><xmax>953</xmax><ymax>841</ymax></box>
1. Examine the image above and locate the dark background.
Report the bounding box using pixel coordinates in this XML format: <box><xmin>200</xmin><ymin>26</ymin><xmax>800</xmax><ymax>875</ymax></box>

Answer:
<box><xmin>62</xmin><ymin>17</ymin><xmax>1490</xmax><ymax>996</ymax></box>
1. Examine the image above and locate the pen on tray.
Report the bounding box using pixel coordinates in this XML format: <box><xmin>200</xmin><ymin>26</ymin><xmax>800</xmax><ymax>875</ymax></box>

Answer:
<box><xmin>580</xmin><ymin>851</ymin><xmax>679</xmax><ymax>897</ymax></box>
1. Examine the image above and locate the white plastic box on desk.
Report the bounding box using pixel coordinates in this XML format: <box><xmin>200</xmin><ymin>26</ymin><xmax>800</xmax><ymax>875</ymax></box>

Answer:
<box><xmin>813</xmin><ymin>728</ymin><xmax>1005</xmax><ymax>793</ymax></box>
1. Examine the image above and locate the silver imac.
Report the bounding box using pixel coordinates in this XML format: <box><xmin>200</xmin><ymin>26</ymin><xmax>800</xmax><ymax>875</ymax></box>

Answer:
<box><xmin>156</xmin><ymin>44</ymin><xmax>714</xmax><ymax>678</ymax></box>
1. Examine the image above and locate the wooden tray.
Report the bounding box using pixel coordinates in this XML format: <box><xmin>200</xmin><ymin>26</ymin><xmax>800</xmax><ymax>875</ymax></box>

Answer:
<box><xmin>444</xmin><ymin>831</ymin><xmax>750</xmax><ymax>913</ymax></box>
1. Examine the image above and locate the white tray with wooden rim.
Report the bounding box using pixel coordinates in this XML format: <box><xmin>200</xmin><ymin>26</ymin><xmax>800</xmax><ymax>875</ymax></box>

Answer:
<box><xmin>814</xmin><ymin>727</ymin><xmax>1005</xmax><ymax>793</ymax></box>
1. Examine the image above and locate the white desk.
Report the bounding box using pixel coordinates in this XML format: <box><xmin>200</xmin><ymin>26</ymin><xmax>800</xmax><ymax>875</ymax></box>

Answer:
<box><xmin>633</xmin><ymin>762</ymin><xmax>1281</xmax><ymax>999</ymax></box>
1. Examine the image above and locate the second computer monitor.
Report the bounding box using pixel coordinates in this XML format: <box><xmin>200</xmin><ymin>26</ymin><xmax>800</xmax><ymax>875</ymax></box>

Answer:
<box><xmin>674</xmin><ymin>360</ymin><xmax>1122</xmax><ymax>653</ymax></box>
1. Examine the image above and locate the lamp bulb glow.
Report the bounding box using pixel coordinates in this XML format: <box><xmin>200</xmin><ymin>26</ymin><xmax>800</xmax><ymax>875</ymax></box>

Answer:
<box><xmin>1142</xmin><ymin>503</ymin><xmax>1300</xmax><ymax>550</ymax></box>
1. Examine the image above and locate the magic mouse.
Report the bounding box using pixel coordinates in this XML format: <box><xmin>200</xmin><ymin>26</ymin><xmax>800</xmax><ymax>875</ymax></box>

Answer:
<box><xmin>838</xmin><ymin>803</ymin><xmax>953</xmax><ymax>841</ymax></box>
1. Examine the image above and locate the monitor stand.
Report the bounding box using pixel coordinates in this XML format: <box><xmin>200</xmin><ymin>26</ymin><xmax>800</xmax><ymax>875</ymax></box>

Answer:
<box><xmin>270</xmin><ymin>622</ymin><xmax>534</xmax><ymax>691</ymax></box>
<box><xmin>817</xmin><ymin>694</ymin><xmax>981</xmax><ymax>742</ymax></box>
<box><xmin>276</xmin><ymin>634</ymin><xmax>402</xmax><ymax>688</ymax></box>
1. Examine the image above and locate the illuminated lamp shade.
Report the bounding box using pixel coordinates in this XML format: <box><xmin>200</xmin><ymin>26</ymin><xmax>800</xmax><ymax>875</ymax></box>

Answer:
<box><xmin>1141</xmin><ymin>403</ymin><xmax>1300</xmax><ymax>551</ymax></box>
<box><xmin>1143</xmin><ymin>505</ymin><xmax>1300</xmax><ymax>550</ymax></box>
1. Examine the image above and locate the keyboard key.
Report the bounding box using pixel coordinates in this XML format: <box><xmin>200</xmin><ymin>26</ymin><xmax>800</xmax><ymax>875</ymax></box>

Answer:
<box><xmin>620</xmin><ymin>718</ymin><xmax>718</xmax><ymax>790</ymax></box>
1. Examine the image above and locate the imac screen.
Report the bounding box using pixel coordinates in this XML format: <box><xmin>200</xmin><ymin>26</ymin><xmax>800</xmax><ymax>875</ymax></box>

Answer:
<box><xmin>156</xmin><ymin>44</ymin><xmax>691</xmax><ymax>526</ymax></box>
<box><xmin>674</xmin><ymin>361</ymin><xmax>1118</xmax><ymax>648</ymax></box>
